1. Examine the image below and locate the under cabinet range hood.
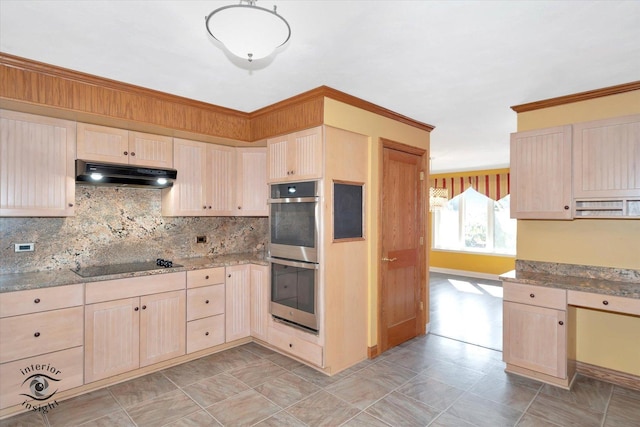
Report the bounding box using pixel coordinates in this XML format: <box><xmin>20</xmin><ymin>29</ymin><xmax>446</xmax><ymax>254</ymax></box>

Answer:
<box><xmin>75</xmin><ymin>159</ymin><xmax>177</xmax><ymax>188</ymax></box>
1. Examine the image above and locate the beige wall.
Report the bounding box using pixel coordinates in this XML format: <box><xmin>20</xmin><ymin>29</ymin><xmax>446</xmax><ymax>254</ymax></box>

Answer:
<box><xmin>323</xmin><ymin>98</ymin><xmax>431</xmax><ymax>348</ymax></box>
<box><xmin>516</xmin><ymin>89</ymin><xmax>640</xmax><ymax>375</ymax></box>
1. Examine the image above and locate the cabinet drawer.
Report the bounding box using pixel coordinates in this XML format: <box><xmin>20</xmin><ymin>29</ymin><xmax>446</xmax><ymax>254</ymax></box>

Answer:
<box><xmin>0</xmin><ymin>306</ymin><xmax>84</xmax><ymax>364</ymax></box>
<box><xmin>268</xmin><ymin>327</ymin><xmax>323</xmax><ymax>367</ymax></box>
<box><xmin>187</xmin><ymin>267</ymin><xmax>225</xmax><ymax>289</ymax></box>
<box><xmin>503</xmin><ymin>282</ymin><xmax>567</xmax><ymax>310</ymax></box>
<box><xmin>0</xmin><ymin>346</ymin><xmax>83</xmax><ymax>410</ymax></box>
<box><xmin>187</xmin><ymin>315</ymin><xmax>225</xmax><ymax>353</ymax></box>
<box><xmin>0</xmin><ymin>284</ymin><xmax>83</xmax><ymax>318</ymax></box>
<box><xmin>86</xmin><ymin>272</ymin><xmax>185</xmax><ymax>304</ymax></box>
<box><xmin>568</xmin><ymin>291</ymin><xmax>640</xmax><ymax>316</ymax></box>
<box><xmin>187</xmin><ymin>284</ymin><xmax>225</xmax><ymax>321</ymax></box>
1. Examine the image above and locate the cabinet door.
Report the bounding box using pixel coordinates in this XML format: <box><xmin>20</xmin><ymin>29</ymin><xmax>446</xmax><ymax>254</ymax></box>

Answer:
<box><xmin>510</xmin><ymin>125</ymin><xmax>573</xmax><ymax>219</ymax></box>
<box><xmin>207</xmin><ymin>144</ymin><xmax>236</xmax><ymax>215</ymax></box>
<box><xmin>77</xmin><ymin>123</ymin><xmax>129</xmax><ymax>163</ymax></box>
<box><xmin>85</xmin><ymin>298</ymin><xmax>140</xmax><ymax>383</ymax></box>
<box><xmin>236</xmin><ymin>147</ymin><xmax>268</xmax><ymax>216</ymax></box>
<box><xmin>573</xmin><ymin>114</ymin><xmax>640</xmax><ymax>199</ymax></box>
<box><xmin>128</xmin><ymin>131</ymin><xmax>173</xmax><ymax>169</ymax></box>
<box><xmin>0</xmin><ymin>110</ymin><xmax>76</xmax><ymax>216</ymax></box>
<box><xmin>162</xmin><ymin>138</ymin><xmax>207</xmax><ymax>216</ymax></box>
<box><xmin>225</xmin><ymin>265</ymin><xmax>251</xmax><ymax>342</ymax></box>
<box><xmin>140</xmin><ymin>290</ymin><xmax>186</xmax><ymax>367</ymax></box>
<box><xmin>503</xmin><ymin>301</ymin><xmax>567</xmax><ymax>379</ymax></box>
<box><xmin>290</xmin><ymin>126</ymin><xmax>323</xmax><ymax>181</ymax></box>
<box><xmin>250</xmin><ymin>264</ymin><xmax>270</xmax><ymax>342</ymax></box>
<box><xmin>267</xmin><ymin>135</ymin><xmax>289</xmax><ymax>182</ymax></box>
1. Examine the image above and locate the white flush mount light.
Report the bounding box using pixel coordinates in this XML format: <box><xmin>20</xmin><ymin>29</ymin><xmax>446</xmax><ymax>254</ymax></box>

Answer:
<box><xmin>205</xmin><ymin>0</ymin><xmax>291</xmax><ymax>62</ymax></box>
<box><xmin>157</xmin><ymin>178</ymin><xmax>168</xmax><ymax>185</ymax></box>
<box><xmin>90</xmin><ymin>173</ymin><xmax>103</xmax><ymax>181</ymax></box>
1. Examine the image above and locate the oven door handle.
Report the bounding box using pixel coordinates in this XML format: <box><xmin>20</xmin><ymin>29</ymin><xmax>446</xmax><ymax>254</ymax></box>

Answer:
<box><xmin>267</xmin><ymin>257</ymin><xmax>319</xmax><ymax>269</ymax></box>
<box><xmin>268</xmin><ymin>197</ymin><xmax>319</xmax><ymax>204</ymax></box>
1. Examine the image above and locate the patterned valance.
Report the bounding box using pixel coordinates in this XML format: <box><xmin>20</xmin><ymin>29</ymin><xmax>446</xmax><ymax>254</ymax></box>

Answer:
<box><xmin>430</xmin><ymin>172</ymin><xmax>510</xmax><ymax>201</ymax></box>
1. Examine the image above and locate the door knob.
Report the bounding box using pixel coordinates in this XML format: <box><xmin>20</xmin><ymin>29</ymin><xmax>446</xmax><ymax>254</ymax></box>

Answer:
<box><xmin>382</xmin><ymin>257</ymin><xmax>397</xmax><ymax>262</ymax></box>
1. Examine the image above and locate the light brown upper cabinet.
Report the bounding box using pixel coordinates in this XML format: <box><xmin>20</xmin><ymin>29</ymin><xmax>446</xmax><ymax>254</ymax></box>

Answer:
<box><xmin>77</xmin><ymin>123</ymin><xmax>173</xmax><ymax>168</ymax></box>
<box><xmin>267</xmin><ymin>126</ymin><xmax>323</xmax><ymax>183</ymax></box>
<box><xmin>162</xmin><ymin>139</ymin><xmax>267</xmax><ymax>217</ymax></box>
<box><xmin>573</xmin><ymin>115</ymin><xmax>640</xmax><ymax>199</ymax></box>
<box><xmin>510</xmin><ymin>125</ymin><xmax>573</xmax><ymax>219</ymax></box>
<box><xmin>0</xmin><ymin>110</ymin><xmax>76</xmax><ymax>217</ymax></box>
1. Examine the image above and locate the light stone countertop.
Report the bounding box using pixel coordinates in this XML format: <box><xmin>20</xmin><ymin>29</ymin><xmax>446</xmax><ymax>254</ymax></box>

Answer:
<box><xmin>0</xmin><ymin>252</ymin><xmax>267</xmax><ymax>293</ymax></box>
<box><xmin>500</xmin><ymin>260</ymin><xmax>640</xmax><ymax>299</ymax></box>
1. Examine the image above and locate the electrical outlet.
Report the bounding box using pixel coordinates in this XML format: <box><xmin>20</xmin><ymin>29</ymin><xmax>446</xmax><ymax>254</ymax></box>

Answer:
<box><xmin>196</xmin><ymin>236</ymin><xmax>207</xmax><ymax>243</ymax></box>
<box><xmin>15</xmin><ymin>243</ymin><xmax>35</xmax><ymax>252</ymax></box>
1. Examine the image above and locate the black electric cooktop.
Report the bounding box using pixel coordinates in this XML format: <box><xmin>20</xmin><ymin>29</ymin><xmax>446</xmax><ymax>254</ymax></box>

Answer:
<box><xmin>72</xmin><ymin>259</ymin><xmax>183</xmax><ymax>278</ymax></box>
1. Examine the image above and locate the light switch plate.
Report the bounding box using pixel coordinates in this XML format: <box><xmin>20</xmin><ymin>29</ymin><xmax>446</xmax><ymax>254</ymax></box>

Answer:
<box><xmin>14</xmin><ymin>243</ymin><xmax>35</xmax><ymax>252</ymax></box>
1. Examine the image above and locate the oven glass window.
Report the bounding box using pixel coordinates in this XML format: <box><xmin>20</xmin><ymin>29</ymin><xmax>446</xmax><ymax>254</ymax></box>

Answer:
<box><xmin>270</xmin><ymin>202</ymin><xmax>316</xmax><ymax>248</ymax></box>
<box><xmin>271</xmin><ymin>263</ymin><xmax>315</xmax><ymax>314</ymax></box>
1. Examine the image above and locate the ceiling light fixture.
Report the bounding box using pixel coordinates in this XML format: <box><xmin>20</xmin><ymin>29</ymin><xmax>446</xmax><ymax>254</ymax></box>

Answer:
<box><xmin>205</xmin><ymin>0</ymin><xmax>291</xmax><ymax>62</ymax></box>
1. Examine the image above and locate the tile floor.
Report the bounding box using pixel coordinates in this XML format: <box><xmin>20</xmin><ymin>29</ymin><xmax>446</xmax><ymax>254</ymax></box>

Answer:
<box><xmin>2</xmin><ymin>336</ymin><xmax>639</xmax><ymax>427</ymax></box>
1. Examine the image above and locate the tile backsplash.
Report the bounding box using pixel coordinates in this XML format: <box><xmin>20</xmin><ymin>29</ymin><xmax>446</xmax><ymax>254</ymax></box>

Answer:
<box><xmin>0</xmin><ymin>186</ymin><xmax>268</xmax><ymax>274</ymax></box>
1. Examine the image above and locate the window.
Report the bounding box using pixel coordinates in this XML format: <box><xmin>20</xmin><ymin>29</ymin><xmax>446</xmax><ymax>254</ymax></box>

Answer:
<box><xmin>432</xmin><ymin>188</ymin><xmax>516</xmax><ymax>255</ymax></box>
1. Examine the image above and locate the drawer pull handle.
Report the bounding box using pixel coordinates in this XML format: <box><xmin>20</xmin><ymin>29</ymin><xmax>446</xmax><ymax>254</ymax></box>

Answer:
<box><xmin>34</xmin><ymin>332</ymin><xmax>41</xmax><ymax>337</ymax></box>
<box><xmin>34</xmin><ymin>298</ymin><xmax>41</xmax><ymax>304</ymax></box>
<box><xmin>558</xmin><ymin>321</ymin><xmax>564</xmax><ymax>326</ymax></box>
<box><xmin>205</xmin><ymin>300</ymin><xmax>210</xmax><ymax>304</ymax></box>
<box><xmin>603</xmin><ymin>300</ymin><xmax>609</xmax><ymax>306</ymax></box>
<box><xmin>205</xmin><ymin>332</ymin><xmax>209</xmax><ymax>336</ymax></box>
<box><xmin>529</xmin><ymin>293</ymin><xmax>535</xmax><ymax>298</ymax></box>
<box><xmin>134</xmin><ymin>307</ymin><xmax>139</xmax><ymax>311</ymax></box>
<box><xmin>205</xmin><ymin>275</ymin><xmax>210</xmax><ymax>280</ymax></box>
<box><xmin>142</xmin><ymin>305</ymin><xmax>147</xmax><ymax>310</ymax></box>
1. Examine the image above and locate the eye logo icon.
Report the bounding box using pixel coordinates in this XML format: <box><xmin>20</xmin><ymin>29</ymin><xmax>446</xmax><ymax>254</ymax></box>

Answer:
<box><xmin>21</xmin><ymin>374</ymin><xmax>60</xmax><ymax>401</ymax></box>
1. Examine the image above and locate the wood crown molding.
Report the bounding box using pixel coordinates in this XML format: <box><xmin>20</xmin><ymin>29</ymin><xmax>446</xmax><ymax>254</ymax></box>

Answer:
<box><xmin>0</xmin><ymin>53</ymin><xmax>433</xmax><ymax>141</ymax></box>
<box><xmin>511</xmin><ymin>81</ymin><xmax>640</xmax><ymax>113</ymax></box>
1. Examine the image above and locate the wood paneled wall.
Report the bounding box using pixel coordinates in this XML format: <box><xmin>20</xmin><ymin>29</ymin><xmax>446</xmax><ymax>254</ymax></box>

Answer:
<box><xmin>0</xmin><ymin>53</ymin><xmax>433</xmax><ymax>143</ymax></box>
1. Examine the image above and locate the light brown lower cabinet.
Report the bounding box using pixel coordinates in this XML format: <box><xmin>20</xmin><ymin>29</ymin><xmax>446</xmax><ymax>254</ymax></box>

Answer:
<box><xmin>85</xmin><ymin>290</ymin><xmax>185</xmax><ymax>383</ymax></box>
<box><xmin>502</xmin><ymin>281</ymin><xmax>572</xmax><ymax>388</ymax></box>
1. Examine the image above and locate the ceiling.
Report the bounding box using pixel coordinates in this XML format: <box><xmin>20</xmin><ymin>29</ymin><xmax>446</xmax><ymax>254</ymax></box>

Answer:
<box><xmin>1</xmin><ymin>1</ymin><xmax>639</xmax><ymax>173</ymax></box>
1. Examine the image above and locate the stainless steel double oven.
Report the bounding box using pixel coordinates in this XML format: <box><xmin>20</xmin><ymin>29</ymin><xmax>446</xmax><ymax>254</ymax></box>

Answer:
<box><xmin>268</xmin><ymin>181</ymin><xmax>320</xmax><ymax>333</ymax></box>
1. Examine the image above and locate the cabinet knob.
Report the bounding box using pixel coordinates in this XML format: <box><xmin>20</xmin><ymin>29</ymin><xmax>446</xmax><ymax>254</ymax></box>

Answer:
<box><xmin>289</xmin><ymin>343</ymin><xmax>293</xmax><ymax>348</ymax></box>
<box><xmin>134</xmin><ymin>307</ymin><xmax>139</xmax><ymax>311</ymax></box>
<box><xmin>208</xmin><ymin>206</ymin><xmax>212</xmax><ymax>209</ymax></box>
<box><xmin>228</xmin><ymin>274</ymin><xmax>231</xmax><ymax>278</ymax></box>
<box><xmin>238</xmin><ymin>206</ymin><xmax>242</xmax><ymax>210</ymax></box>
<box><xmin>205</xmin><ymin>332</ymin><xmax>209</xmax><ymax>336</ymax></box>
<box><xmin>558</xmin><ymin>321</ymin><xmax>564</xmax><ymax>326</ymax></box>
<box><xmin>123</xmin><ymin>151</ymin><xmax>128</xmax><ymax>156</ymax></box>
<box><xmin>142</xmin><ymin>305</ymin><xmax>147</xmax><ymax>310</ymax></box>
<box><xmin>203</xmin><ymin>205</ymin><xmax>207</xmax><ymax>209</ymax></box>
<box><xmin>34</xmin><ymin>332</ymin><xmax>41</xmax><ymax>337</ymax></box>
<box><xmin>205</xmin><ymin>275</ymin><xmax>209</xmax><ymax>280</ymax></box>
<box><xmin>603</xmin><ymin>300</ymin><xmax>609</xmax><ymax>306</ymax></box>
<box><xmin>529</xmin><ymin>293</ymin><xmax>535</xmax><ymax>298</ymax></box>
<box><xmin>130</xmin><ymin>152</ymin><xmax>135</xmax><ymax>157</ymax></box>
<box><xmin>564</xmin><ymin>205</ymin><xmax>570</xmax><ymax>210</ymax></box>
<box><xmin>205</xmin><ymin>300</ymin><xmax>210</xmax><ymax>304</ymax></box>
<box><xmin>34</xmin><ymin>298</ymin><xmax>41</xmax><ymax>304</ymax></box>
<box><xmin>69</xmin><ymin>203</ymin><xmax>74</xmax><ymax>207</ymax></box>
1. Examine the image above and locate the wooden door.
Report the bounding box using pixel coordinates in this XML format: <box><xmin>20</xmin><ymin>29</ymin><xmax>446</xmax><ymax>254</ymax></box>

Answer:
<box><xmin>162</xmin><ymin>138</ymin><xmax>207</xmax><ymax>216</ymax></box>
<box><xmin>236</xmin><ymin>147</ymin><xmax>268</xmax><ymax>216</ymax></box>
<box><xmin>510</xmin><ymin>125</ymin><xmax>573</xmax><ymax>219</ymax></box>
<box><xmin>0</xmin><ymin>110</ymin><xmax>76</xmax><ymax>217</ymax></box>
<box><xmin>380</xmin><ymin>145</ymin><xmax>425</xmax><ymax>352</ymax></box>
<box><xmin>503</xmin><ymin>302</ymin><xmax>567</xmax><ymax>378</ymax></box>
<box><xmin>250</xmin><ymin>264</ymin><xmax>270</xmax><ymax>342</ymax></box>
<box><xmin>85</xmin><ymin>298</ymin><xmax>140</xmax><ymax>383</ymax></box>
<box><xmin>207</xmin><ymin>144</ymin><xmax>236</xmax><ymax>215</ymax></box>
<box><xmin>77</xmin><ymin>122</ymin><xmax>129</xmax><ymax>163</ymax></box>
<box><xmin>225</xmin><ymin>265</ymin><xmax>251</xmax><ymax>341</ymax></box>
<box><xmin>139</xmin><ymin>290</ymin><xmax>186</xmax><ymax>367</ymax></box>
<box><xmin>128</xmin><ymin>131</ymin><xmax>173</xmax><ymax>169</ymax></box>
